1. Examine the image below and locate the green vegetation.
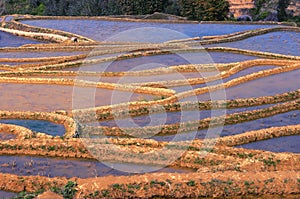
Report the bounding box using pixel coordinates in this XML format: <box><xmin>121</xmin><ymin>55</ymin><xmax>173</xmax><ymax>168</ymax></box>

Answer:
<box><xmin>0</xmin><ymin>0</ymin><xmax>299</xmax><ymax>25</ymax></box>
<box><xmin>186</xmin><ymin>180</ymin><xmax>196</xmax><ymax>186</ymax></box>
<box><xmin>4</xmin><ymin>0</ymin><xmax>45</xmax><ymax>15</ymax></box>
<box><xmin>249</xmin><ymin>0</ymin><xmax>298</xmax><ymax>23</ymax></box>
<box><xmin>2</xmin><ymin>0</ymin><xmax>230</xmax><ymax>21</ymax></box>
<box><xmin>51</xmin><ymin>181</ymin><xmax>78</xmax><ymax>199</ymax></box>
<box><xmin>178</xmin><ymin>0</ymin><xmax>229</xmax><ymax>21</ymax></box>
<box><xmin>250</xmin><ymin>0</ymin><xmax>267</xmax><ymax>17</ymax></box>
<box><xmin>13</xmin><ymin>189</ymin><xmax>44</xmax><ymax>199</ymax></box>
<box><xmin>288</xmin><ymin>16</ymin><xmax>300</xmax><ymax>26</ymax></box>
<box><xmin>264</xmin><ymin>177</ymin><xmax>274</xmax><ymax>184</ymax></box>
<box><xmin>256</xmin><ymin>11</ymin><xmax>271</xmax><ymax>21</ymax></box>
<box><xmin>277</xmin><ymin>0</ymin><xmax>291</xmax><ymax>21</ymax></box>
<box><xmin>237</xmin><ymin>152</ymin><xmax>254</xmax><ymax>159</ymax></box>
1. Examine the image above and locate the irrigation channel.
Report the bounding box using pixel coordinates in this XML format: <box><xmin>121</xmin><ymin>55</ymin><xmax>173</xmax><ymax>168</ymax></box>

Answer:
<box><xmin>0</xmin><ymin>15</ymin><xmax>299</xmax><ymax>198</ymax></box>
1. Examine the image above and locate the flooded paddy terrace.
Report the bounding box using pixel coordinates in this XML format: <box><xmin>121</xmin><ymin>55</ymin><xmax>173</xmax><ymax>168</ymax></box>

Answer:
<box><xmin>0</xmin><ymin>15</ymin><xmax>299</xmax><ymax>198</ymax></box>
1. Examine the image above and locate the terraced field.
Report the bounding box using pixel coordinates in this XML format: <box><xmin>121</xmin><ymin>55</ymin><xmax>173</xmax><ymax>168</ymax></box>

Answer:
<box><xmin>0</xmin><ymin>15</ymin><xmax>299</xmax><ymax>198</ymax></box>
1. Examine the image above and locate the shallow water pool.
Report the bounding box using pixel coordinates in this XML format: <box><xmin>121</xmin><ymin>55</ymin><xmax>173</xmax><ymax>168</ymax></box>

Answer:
<box><xmin>0</xmin><ymin>190</ymin><xmax>17</xmax><ymax>199</ymax></box>
<box><xmin>0</xmin><ymin>132</ymin><xmax>17</xmax><ymax>140</ymax></box>
<box><xmin>0</xmin><ymin>31</ymin><xmax>44</xmax><ymax>47</ymax></box>
<box><xmin>0</xmin><ymin>120</ymin><xmax>65</xmax><ymax>137</ymax></box>
<box><xmin>237</xmin><ymin>135</ymin><xmax>300</xmax><ymax>153</ymax></box>
<box><xmin>22</xmin><ymin>19</ymin><xmax>276</xmax><ymax>41</ymax></box>
<box><xmin>207</xmin><ymin>31</ymin><xmax>300</xmax><ymax>56</ymax></box>
<box><xmin>0</xmin><ymin>155</ymin><xmax>190</xmax><ymax>178</ymax></box>
<box><xmin>153</xmin><ymin>110</ymin><xmax>300</xmax><ymax>148</ymax></box>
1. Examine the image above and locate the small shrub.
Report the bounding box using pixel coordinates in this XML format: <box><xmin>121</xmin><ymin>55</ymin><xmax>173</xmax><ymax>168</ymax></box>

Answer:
<box><xmin>264</xmin><ymin>178</ymin><xmax>274</xmax><ymax>184</ymax></box>
<box><xmin>101</xmin><ymin>190</ymin><xmax>110</xmax><ymax>197</ymax></box>
<box><xmin>186</xmin><ymin>180</ymin><xmax>196</xmax><ymax>186</ymax></box>
<box><xmin>62</xmin><ymin>181</ymin><xmax>77</xmax><ymax>199</ymax></box>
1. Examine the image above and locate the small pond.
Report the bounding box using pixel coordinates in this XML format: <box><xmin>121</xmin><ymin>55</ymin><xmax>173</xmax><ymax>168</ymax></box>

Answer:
<box><xmin>0</xmin><ymin>120</ymin><xmax>65</xmax><ymax>137</ymax></box>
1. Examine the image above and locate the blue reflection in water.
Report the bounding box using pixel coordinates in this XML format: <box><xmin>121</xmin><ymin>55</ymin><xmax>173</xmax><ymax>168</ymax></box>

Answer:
<box><xmin>0</xmin><ymin>120</ymin><xmax>65</xmax><ymax>137</ymax></box>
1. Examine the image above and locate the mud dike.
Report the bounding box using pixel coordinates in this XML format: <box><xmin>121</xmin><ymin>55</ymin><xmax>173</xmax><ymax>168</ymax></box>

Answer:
<box><xmin>0</xmin><ymin>15</ymin><xmax>299</xmax><ymax>198</ymax></box>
